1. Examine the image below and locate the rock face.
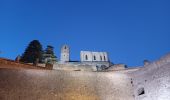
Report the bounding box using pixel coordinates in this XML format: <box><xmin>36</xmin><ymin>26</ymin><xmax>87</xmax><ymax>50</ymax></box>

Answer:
<box><xmin>130</xmin><ymin>53</ymin><xmax>170</xmax><ymax>100</ymax></box>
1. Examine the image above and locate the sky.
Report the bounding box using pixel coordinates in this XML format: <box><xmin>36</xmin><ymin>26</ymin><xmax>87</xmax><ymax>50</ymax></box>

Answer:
<box><xmin>0</xmin><ymin>0</ymin><xmax>170</xmax><ymax>67</ymax></box>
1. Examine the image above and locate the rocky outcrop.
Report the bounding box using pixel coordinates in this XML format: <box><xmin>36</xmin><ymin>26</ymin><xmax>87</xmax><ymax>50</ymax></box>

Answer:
<box><xmin>130</xmin><ymin>53</ymin><xmax>170</xmax><ymax>100</ymax></box>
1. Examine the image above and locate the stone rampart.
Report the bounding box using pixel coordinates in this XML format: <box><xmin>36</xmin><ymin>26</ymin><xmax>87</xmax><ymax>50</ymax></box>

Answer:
<box><xmin>0</xmin><ymin>68</ymin><xmax>134</xmax><ymax>100</ymax></box>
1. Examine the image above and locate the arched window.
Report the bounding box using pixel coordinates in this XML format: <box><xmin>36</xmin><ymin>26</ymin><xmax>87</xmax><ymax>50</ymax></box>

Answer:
<box><xmin>94</xmin><ymin>56</ymin><xmax>96</xmax><ymax>60</ymax></box>
<box><xmin>100</xmin><ymin>56</ymin><xmax>102</xmax><ymax>61</ymax></box>
<box><xmin>104</xmin><ymin>56</ymin><xmax>106</xmax><ymax>61</ymax></box>
<box><xmin>64</xmin><ymin>46</ymin><xmax>67</xmax><ymax>49</ymax></box>
<box><xmin>85</xmin><ymin>55</ymin><xmax>88</xmax><ymax>60</ymax></box>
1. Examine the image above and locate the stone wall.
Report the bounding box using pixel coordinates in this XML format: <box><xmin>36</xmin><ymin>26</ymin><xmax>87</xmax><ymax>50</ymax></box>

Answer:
<box><xmin>53</xmin><ymin>63</ymin><xmax>97</xmax><ymax>71</ymax></box>
<box><xmin>106</xmin><ymin>64</ymin><xmax>126</xmax><ymax>71</ymax></box>
<box><xmin>1</xmin><ymin>53</ymin><xmax>170</xmax><ymax>100</ymax></box>
<box><xmin>0</xmin><ymin>68</ymin><xmax>134</xmax><ymax>100</ymax></box>
<box><xmin>53</xmin><ymin>61</ymin><xmax>111</xmax><ymax>71</ymax></box>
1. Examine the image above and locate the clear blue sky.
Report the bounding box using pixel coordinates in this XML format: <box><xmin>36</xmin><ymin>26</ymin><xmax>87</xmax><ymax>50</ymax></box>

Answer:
<box><xmin>0</xmin><ymin>0</ymin><xmax>170</xmax><ymax>67</ymax></box>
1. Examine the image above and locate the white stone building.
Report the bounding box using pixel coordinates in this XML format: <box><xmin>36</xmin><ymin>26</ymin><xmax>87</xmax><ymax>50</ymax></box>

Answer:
<box><xmin>57</xmin><ymin>45</ymin><xmax>111</xmax><ymax>71</ymax></box>
<box><xmin>80</xmin><ymin>51</ymin><xmax>108</xmax><ymax>62</ymax></box>
<box><xmin>60</xmin><ymin>45</ymin><xmax>70</xmax><ymax>62</ymax></box>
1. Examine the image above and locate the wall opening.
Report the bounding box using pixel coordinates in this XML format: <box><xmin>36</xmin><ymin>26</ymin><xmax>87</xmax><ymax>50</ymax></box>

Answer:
<box><xmin>85</xmin><ymin>55</ymin><xmax>88</xmax><ymax>60</ymax></box>
<box><xmin>94</xmin><ymin>56</ymin><xmax>96</xmax><ymax>60</ymax></box>
<box><xmin>100</xmin><ymin>56</ymin><xmax>102</xmax><ymax>61</ymax></box>
<box><xmin>104</xmin><ymin>56</ymin><xmax>106</xmax><ymax>61</ymax></box>
<box><xmin>138</xmin><ymin>87</ymin><xmax>145</xmax><ymax>96</ymax></box>
<box><xmin>64</xmin><ymin>46</ymin><xmax>67</xmax><ymax>49</ymax></box>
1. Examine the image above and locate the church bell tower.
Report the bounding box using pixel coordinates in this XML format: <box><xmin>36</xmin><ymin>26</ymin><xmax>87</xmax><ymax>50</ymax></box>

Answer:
<box><xmin>60</xmin><ymin>45</ymin><xmax>70</xmax><ymax>62</ymax></box>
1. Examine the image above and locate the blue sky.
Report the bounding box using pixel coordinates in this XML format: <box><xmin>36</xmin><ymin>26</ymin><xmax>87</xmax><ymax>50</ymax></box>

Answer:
<box><xmin>0</xmin><ymin>0</ymin><xmax>170</xmax><ymax>67</ymax></box>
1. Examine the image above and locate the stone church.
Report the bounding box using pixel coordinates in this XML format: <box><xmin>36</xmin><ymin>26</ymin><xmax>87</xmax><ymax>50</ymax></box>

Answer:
<box><xmin>55</xmin><ymin>45</ymin><xmax>111</xmax><ymax>70</ymax></box>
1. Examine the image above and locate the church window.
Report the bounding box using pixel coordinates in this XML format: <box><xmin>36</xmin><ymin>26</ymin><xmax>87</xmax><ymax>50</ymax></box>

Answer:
<box><xmin>104</xmin><ymin>56</ymin><xmax>106</xmax><ymax>61</ymax></box>
<box><xmin>94</xmin><ymin>56</ymin><xmax>96</xmax><ymax>60</ymax></box>
<box><xmin>85</xmin><ymin>55</ymin><xmax>88</xmax><ymax>60</ymax></box>
<box><xmin>100</xmin><ymin>56</ymin><xmax>102</xmax><ymax>61</ymax></box>
<box><xmin>64</xmin><ymin>46</ymin><xmax>67</xmax><ymax>49</ymax></box>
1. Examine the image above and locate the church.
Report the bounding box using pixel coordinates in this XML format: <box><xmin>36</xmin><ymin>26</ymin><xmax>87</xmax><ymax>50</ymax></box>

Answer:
<box><xmin>54</xmin><ymin>45</ymin><xmax>111</xmax><ymax>71</ymax></box>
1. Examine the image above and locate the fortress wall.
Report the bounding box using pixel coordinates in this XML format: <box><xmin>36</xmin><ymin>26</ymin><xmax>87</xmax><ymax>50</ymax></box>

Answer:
<box><xmin>1</xmin><ymin>53</ymin><xmax>170</xmax><ymax>100</ymax></box>
<box><xmin>0</xmin><ymin>68</ymin><xmax>134</xmax><ymax>100</ymax></box>
<box><xmin>130</xmin><ymin>54</ymin><xmax>170</xmax><ymax>100</ymax></box>
<box><xmin>53</xmin><ymin>63</ymin><xmax>97</xmax><ymax>71</ymax></box>
<box><xmin>106</xmin><ymin>64</ymin><xmax>126</xmax><ymax>71</ymax></box>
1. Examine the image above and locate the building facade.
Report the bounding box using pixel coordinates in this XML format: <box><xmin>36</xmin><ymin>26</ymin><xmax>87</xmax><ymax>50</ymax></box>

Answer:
<box><xmin>80</xmin><ymin>51</ymin><xmax>109</xmax><ymax>62</ymax></box>
<box><xmin>56</xmin><ymin>45</ymin><xmax>110</xmax><ymax>71</ymax></box>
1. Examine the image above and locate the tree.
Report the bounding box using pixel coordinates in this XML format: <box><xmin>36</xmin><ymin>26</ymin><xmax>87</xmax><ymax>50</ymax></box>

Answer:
<box><xmin>42</xmin><ymin>45</ymin><xmax>57</xmax><ymax>64</ymax></box>
<box><xmin>20</xmin><ymin>40</ymin><xmax>43</xmax><ymax>65</ymax></box>
<box><xmin>45</xmin><ymin>45</ymin><xmax>55</xmax><ymax>55</ymax></box>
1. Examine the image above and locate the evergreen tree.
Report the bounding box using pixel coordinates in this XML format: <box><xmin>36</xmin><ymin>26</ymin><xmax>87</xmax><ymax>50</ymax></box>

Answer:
<box><xmin>20</xmin><ymin>40</ymin><xmax>43</xmax><ymax>64</ymax></box>
<box><xmin>42</xmin><ymin>45</ymin><xmax>57</xmax><ymax>64</ymax></box>
<box><xmin>45</xmin><ymin>45</ymin><xmax>54</xmax><ymax>55</ymax></box>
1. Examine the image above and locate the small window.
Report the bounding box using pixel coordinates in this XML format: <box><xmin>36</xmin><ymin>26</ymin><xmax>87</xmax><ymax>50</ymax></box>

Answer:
<box><xmin>138</xmin><ymin>87</ymin><xmax>145</xmax><ymax>96</ymax></box>
<box><xmin>104</xmin><ymin>56</ymin><xmax>106</xmax><ymax>61</ymax></box>
<box><xmin>94</xmin><ymin>56</ymin><xmax>96</xmax><ymax>60</ymax></box>
<box><xmin>85</xmin><ymin>55</ymin><xmax>88</xmax><ymax>60</ymax></box>
<box><xmin>64</xmin><ymin>46</ymin><xmax>67</xmax><ymax>49</ymax></box>
<box><xmin>100</xmin><ymin>56</ymin><xmax>102</xmax><ymax>61</ymax></box>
